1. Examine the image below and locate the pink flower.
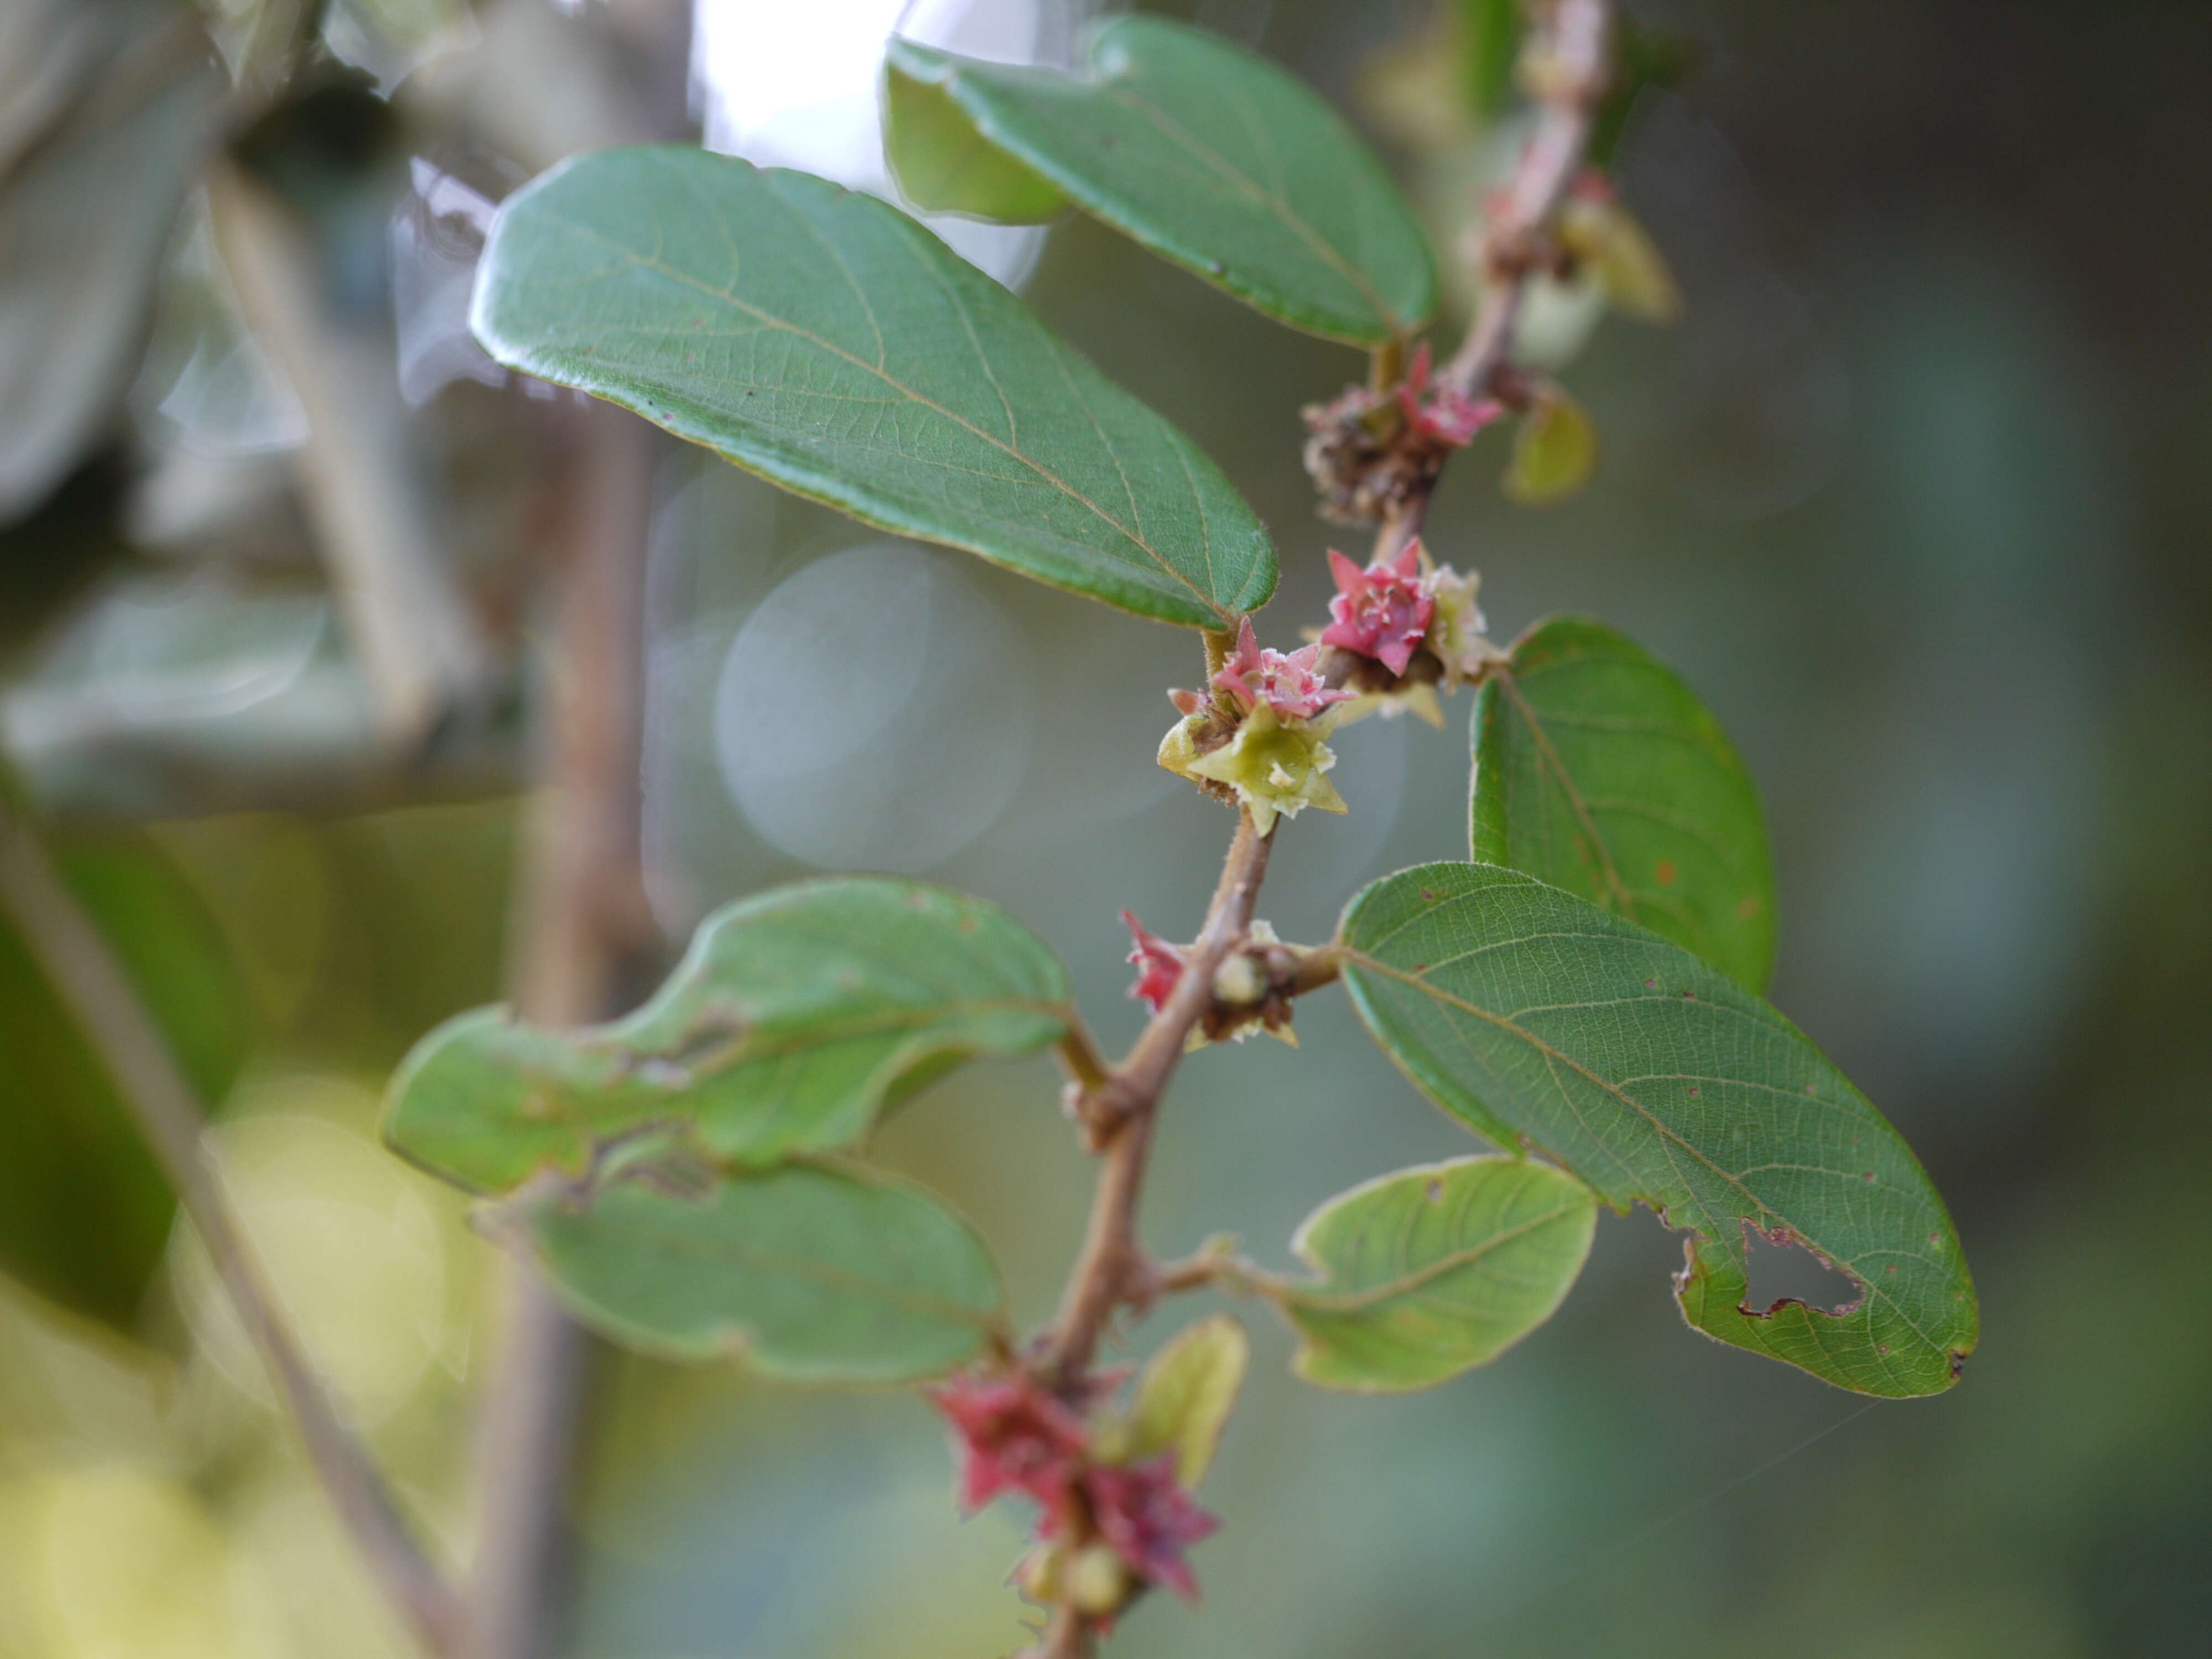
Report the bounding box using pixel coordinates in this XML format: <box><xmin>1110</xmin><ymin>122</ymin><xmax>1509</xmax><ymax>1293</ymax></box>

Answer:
<box><xmin>931</xmin><ymin>1374</ymin><xmax>1089</xmax><ymax>1517</ymax></box>
<box><xmin>1209</xmin><ymin>619</ymin><xmax>1353</xmax><ymax>722</ymax></box>
<box><xmin>1083</xmin><ymin>1455</ymin><xmax>1221</xmax><ymax>1603</ymax></box>
<box><xmin>1396</xmin><ymin>343</ymin><xmax>1501</xmax><ymax>449</ymax></box>
<box><xmin>1321</xmin><ymin>542</ymin><xmax>1436</xmax><ymax>675</ymax></box>
<box><xmin>1121</xmin><ymin>911</ymin><xmax>1186</xmax><ymax>1015</ymax></box>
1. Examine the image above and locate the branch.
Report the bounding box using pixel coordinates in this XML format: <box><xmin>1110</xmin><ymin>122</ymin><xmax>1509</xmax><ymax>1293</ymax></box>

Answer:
<box><xmin>0</xmin><ymin>799</ymin><xmax>464</xmax><ymax>1656</ymax></box>
<box><xmin>1046</xmin><ymin>809</ymin><xmax>1273</xmax><ymax>1383</ymax></box>
<box><xmin>462</xmin><ymin>399</ymin><xmax>659</xmax><ymax>1659</ymax></box>
<box><xmin>1376</xmin><ymin>0</ymin><xmax>1613</xmax><ymax>564</ymax></box>
<box><xmin>207</xmin><ymin>159</ymin><xmax>492</xmax><ymax>749</ymax></box>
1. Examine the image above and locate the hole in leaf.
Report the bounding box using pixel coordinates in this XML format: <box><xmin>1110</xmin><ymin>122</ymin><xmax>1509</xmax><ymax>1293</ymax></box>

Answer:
<box><xmin>1739</xmin><ymin>1222</ymin><xmax>1863</xmax><ymax>1318</ymax></box>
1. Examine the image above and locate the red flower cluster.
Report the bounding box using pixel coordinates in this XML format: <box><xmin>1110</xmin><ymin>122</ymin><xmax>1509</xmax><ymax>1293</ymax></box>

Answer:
<box><xmin>1170</xmin><ymin>618</ymin><xmax>1352</xmax><ymax>724</ymax></box>
<box><xmin>1321</xmin><ymin>543</ymin><xmax>1434</xmax><ymax>675</ymax></box>
<box><xmin>933</xmin><ymin>1374</ymin><xmax>1088</xmax><ymax>1515</ymax></box>
<box><xmin>932</xmin><ymin>1371</ymin><xmax>1219</xmax><ymax>1605</ymax></box>
<box><xmin>1393</xmin><ymin>342</ymin><xmax>1501</xmax><ymax>449</ymax></box>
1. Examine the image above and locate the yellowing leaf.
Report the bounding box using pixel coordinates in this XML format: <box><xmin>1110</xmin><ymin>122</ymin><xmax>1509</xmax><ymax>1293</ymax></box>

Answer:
<box><xmin>1504</xmin><ymin>387</ymin><xmax>1598</xmax><ymax>505</ymax></box>
<box><xmin>1128</xmin><ymin>1313</ymin><xmax>1249</xmax><ymax>1486</ymax></box>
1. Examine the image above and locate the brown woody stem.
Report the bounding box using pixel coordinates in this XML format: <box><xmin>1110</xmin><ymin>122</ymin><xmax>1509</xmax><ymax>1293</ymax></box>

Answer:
<box><xmin>1046</xmin><ymin>811</ymin><xmax>1273</xmax><ymax>1386</ymax></box>
<box><xmin>1376</xmin><ymin>0</ymin><xmax>1612</xmax><ymax>567</ymax></box>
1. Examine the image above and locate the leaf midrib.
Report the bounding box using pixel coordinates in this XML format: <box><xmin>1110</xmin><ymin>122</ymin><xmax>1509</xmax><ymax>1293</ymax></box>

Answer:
<box><xmin>1499</xmin><ymin>669</ymin><xmax>1636</xmax><ymax>916</ymax></box>
<box><xmin>1088</xmin><ymin>77</ymin><xmax>1402</xmax><ymax>336</ymax></box>
<box><xmin>553</xmin><ymin>1216</ymin><xmax>1001</xmax><ymax>1331</ymax></box>
<box><xmin>1287</xmin><ymin>1197</ymin><xmax>1588</xmax><ymax>1314</ymax></box>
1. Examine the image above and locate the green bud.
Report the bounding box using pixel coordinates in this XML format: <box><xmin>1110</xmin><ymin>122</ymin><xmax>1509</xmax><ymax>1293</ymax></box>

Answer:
<box><xmin>1065</xmin><ymin>1544</ymin><xmax>1134</xmax><ymax>1616</ymax></box>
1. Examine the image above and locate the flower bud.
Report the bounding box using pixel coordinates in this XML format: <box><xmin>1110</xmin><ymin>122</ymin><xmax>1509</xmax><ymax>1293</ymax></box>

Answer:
<box><xmin>1212</xmin><ymin>952</ymin><xmax>1266</xmax><ymax>1010</ymax></box>
<box><xmin>1064</xmin><ymin>1544</ymin><xmax>1135</xmax><ymax>1617</ymax></box>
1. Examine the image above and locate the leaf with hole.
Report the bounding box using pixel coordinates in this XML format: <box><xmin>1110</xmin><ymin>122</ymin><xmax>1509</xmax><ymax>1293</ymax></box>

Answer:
<box><xmin>885</xmin><ymin>18</ymin><xmax>1436</xmax><ymax>345</ymax></box>
<box><xmin>1127</xmin><ymin>1313</ymin><xmax>1248</xmax><ymax>1485</ymax></box>
<box><xmin>384</xmin><ymin>878</ymin><xmax>1070</xmax><ymax>1193</ymax></box>
<box><xmin>1265</xmin><ymin>1155</ymin><xmax>1594</xmax><ymax>1392</ymax></box>
<box><xmin>527</xmin><ymin>1160</ymin><xmax>1004</xmax><ymax>1383</ymax></box>
<box><xmin>471</xmin><ymin>147</ymin><xmax>1274</xmax><ymax>629</ymax></box>
<box><xmin>1335</xmin><ymin>862</ymin><xmax>1977</xmax><ymax>1397</ymax></box>
<box><xmin>1471</xmin><ymin>615</ymin><xmax>1776</xmax><ymax>990</ymax></box>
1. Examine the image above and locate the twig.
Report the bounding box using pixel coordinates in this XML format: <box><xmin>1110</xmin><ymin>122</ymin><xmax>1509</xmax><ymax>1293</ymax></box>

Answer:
<box><xmin>1376</xmin><ymin>0</ymin><xmax>1612</xmax><ymax>565</ymax></box>
<box><xmin>207</xmin><ymin>158</ymin><xmax>491</xmax><ymax>750</ymax></box>
<box><xmin>1029</xmin><ymin>13</ymin><xmax>1616</xmax><ymax>1651</ymax></box>
<box><xmin>1046</xmin><ymin>808</ymin><xmax>1272</xmax><ymax>1382</ymax></box>
<box><xmin>0</xmin><ymin>799</ymin><xmax>463</xmax><ymax>1656</ymax></box>
<box><xmin>462</xmin><ymin>399</ymin><xmax>659</xmax><ymax>1659</ymax></box>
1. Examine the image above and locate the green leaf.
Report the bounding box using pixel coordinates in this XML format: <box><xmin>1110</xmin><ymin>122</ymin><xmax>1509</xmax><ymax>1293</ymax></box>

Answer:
<box><xmin>527</xmin><ymin>1160</ymin><xmax>1004</xmax><ymax>1383</ymax></box>
<box><xmin>1471</xmin><ymin>616</ymin><xmax>1777</xmax><ymax>991</ymax></box>
<box><xmin>885</xmin><ymin>18</ymin><xmax>1437</xmax><ymax>346</ymax></box>
<box><xmin>471</xmin><ymin>147</ymin><xmax>1274</xmax><ymax>629</ymax></box>
<box><xmin>385</xmin><ymin>878</ymin><xmax>1070</xmax><ymax>1193</ymax></box>
<box><xmin>1128</xmin><ymin>1313</ymin><xmax>1248</xmax><ymax>1485</ymax></box>
<box><xmin>1269</xmin><ymin>1155</ymin><xmax>1595</xmax><ymax>1392</ymax></box>
<box><xmin>0</xmin><ymin>832</ymin><xmax>251</xmax><ymax>1329</ymax></box>
<box><xmin>883</xmin><ymin>59</ymin><xmax>1066</xmax><ymax>223</ymax></box>
<box><xmin>1503</xmin><ymin>387</ymin><xmax>1597</xmax><ymax>505</ymax></box>
<box><xmin>1335</xmin><ymin>863</ymin><xmax>1978</xmax><ymax>1397</ymax></box>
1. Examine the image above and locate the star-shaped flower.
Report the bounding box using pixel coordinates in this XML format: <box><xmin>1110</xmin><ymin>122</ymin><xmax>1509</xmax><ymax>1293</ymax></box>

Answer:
<box><xmin>1181</xmin><ymin>704</ymin><xmax>1348</xmax><ymax>836</ymax></box>
<box><xmin>1208</xmin><ymin>618</ymin><xmax>1353</xmax><ymax>722</ymax></box>
<box><xmin>931</xmin><ymin>1374</ymin><xmax>1089</xmax><ymax>1518</ymax></box>
<box><xmin>1320</xmin><ymin>542</ymin><xmax>1436</xmax><ymax>675</ymax></box>
<box><xmin>1120</xmin><ymin>911</ymin><xmax>1186</xmax><ymax>1015</ymax></box>
<box><xmin>1082</xmin><ymin>1454</ymin><xmax>1221</xmax><ymax>1604</ymax></box>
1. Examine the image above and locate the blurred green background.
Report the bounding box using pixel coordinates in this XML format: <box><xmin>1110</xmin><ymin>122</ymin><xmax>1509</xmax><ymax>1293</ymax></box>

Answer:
<box><xmin>3</xmin><ymin>1</ymin><xmax>2209</xmax><ymax>1655</ymax></box>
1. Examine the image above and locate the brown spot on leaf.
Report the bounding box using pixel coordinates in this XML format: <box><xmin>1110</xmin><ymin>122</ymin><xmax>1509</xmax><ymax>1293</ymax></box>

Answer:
<box><xmin>1654</xmin><ymin>859</ymin><xmax>1677</xmax><ymax>887</ymax></box>
<box><xmin>1425</xmin><ymin>1178</ymin><xmax>1443</xmax><ymax>1202</ymax></box>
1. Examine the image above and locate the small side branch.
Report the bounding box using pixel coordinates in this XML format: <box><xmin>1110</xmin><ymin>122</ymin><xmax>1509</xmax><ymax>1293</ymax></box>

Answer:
<box><xmin>0</xmin><ymin>800</ymin><xmax>463</xmax><ymax>1656</ymax></box>
<box><xmin>1378</xmin><ymin>0</ymin><xmax>1613</xmax><ymax>564</ymax></box>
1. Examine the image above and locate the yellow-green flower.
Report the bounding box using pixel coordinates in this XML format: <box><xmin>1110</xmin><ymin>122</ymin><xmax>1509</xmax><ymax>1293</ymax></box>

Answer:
<box><xmin>1178</xmin><ymin>705</ymin><xmax>1347</xmax><ymax>836</ymax></box>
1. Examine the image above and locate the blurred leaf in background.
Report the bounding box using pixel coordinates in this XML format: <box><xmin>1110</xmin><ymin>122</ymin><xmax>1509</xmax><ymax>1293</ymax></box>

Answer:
<box><xmin>0</xmin><ymin>828</ymin><xmax>250</xmax><ymax>1329</ymax></box>
<box><xmin>0</xmin><ymin>0</ymin><xmax>221</xmax><ymax>524</ymax></box>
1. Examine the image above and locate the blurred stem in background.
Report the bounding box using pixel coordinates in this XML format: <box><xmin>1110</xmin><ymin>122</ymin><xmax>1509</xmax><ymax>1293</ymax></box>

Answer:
<box><xmin>0</xmin><ymin>791</ymin><xmax>465</xmax><ymax>1654</ymax></box>
<box><xmin>466</xmin><ymin>398</ymin><xmax>664</xmax><ymax>1659</ymax></box>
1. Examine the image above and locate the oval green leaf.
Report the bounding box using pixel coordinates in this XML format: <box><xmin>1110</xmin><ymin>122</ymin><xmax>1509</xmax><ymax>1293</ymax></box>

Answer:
<box><xmin>528</xmin><ymin>1160</ymin><xmax>1003</xmax><ymax>1383</ymax></box>
<box><xmin>885</xmin><ymin>17</ymin><xmax>1437</xmax><ymax>345</ymax></box>
<box><xmin>384</xmin><ymin>878</ymin><xmax>1070</xmax><ymax>1193</ymax></box>
<box><xmin>471</xmin><ymin>147</ymin><xmax>1274</xmax><ymax>629</ymax></box>
<box><xmin>1268</xmin><ymin>1155</ymin><xmax>1594</xmax><ymax>1392</ymax></box>
<box><xmin>1128</xmin><ymin>1313</ymin><xmax>1248</xmax><ymax>1485</ymax></box>
<box><xmin>1471</xmin><ymin>615</ymin><xmax>1777</xmax><ymax>990</ymax></box>
<box><xmin>1336</xmin><ymin>863</ymin><xmax>1978</xmax><ymax>1397</ymax></box>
